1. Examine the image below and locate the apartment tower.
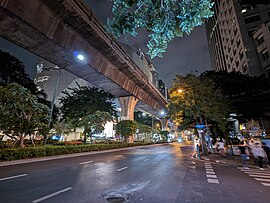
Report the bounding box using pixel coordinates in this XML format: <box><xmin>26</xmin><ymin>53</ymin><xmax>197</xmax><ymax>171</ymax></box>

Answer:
<box><xmin>206</xmin><ymin>0</ymin><xmax>270</xmax><ymax>76</ymax></box>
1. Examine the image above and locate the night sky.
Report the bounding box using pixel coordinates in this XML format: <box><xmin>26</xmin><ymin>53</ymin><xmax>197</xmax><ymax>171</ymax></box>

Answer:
<box><xmin>0</xmin><ymin>0</ymin><xmax>212</xmax><ymax>88</ymax></box>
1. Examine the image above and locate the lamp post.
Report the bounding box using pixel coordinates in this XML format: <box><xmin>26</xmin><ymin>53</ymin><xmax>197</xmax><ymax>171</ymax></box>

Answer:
<box><xmin>37</xmin><ymin>54</ymin><xmax>85</xmax><ymax>145</ymax></box>
<box><xmin>37</xmin><ymin>62</ymin><xmax>68</xmax><ymax>145</ymax></box>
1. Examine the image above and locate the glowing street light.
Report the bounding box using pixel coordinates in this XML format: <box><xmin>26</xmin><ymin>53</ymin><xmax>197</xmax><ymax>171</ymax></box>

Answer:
<box><xmin>37</xmin><ymin>53</ymin><xmax>85</xmax><ymax>145</ymax></box>
<box><xmin>77</xmin><ymin>54</ymin><xmax>85</xmax><ymax>61</ymax></box>
<box><xmin>160</xmin><ymin>110</ymin><xmax>165</xmax><ymax>116</ymax></box>
<box><xmin>177</xmin><ymin>89</ymin><xmax>183</xmax><ymax>93</ymax></box>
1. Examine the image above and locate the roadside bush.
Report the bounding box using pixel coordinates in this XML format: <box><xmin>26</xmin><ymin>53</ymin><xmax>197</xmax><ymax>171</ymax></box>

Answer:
<box><xmin>0</xmin><ymin>141</ymin><xmax>165</xmax><ymax>161</ymax></box>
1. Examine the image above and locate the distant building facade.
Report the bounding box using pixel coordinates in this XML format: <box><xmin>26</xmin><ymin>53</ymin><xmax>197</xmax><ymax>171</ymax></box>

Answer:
<box><xmin>253</xmin><ymin>21</ymin><xmax>270</xmax><ymax>75</ymax></box>
<box><xmin>206</xmin><ymin>0</ymin><xmax>270</xmax><ymax>76</ymax></box>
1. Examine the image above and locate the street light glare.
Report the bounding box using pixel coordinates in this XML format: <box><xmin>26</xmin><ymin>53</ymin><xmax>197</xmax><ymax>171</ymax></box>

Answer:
<box><xmin>177</xmin><ymin>89</ymin><xmax>183</xmax><ymax>93</ymax></box>
<box><xmin>160</xmin><ymin>110</ymin><xmax>165</xmax><ymax>115</ymax></box>
<box><xmin>77</xmin><ymin>54</ymin><xmax>85</xmax><ymax>61</ymax></box>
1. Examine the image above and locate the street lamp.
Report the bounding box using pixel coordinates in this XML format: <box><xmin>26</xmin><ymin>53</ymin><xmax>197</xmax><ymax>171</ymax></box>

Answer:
<box><xmin>37</xmin><ymin>54</ymin><xmax>85</xmax><ymax>145</ymax></box>
<box><xmin>177</xmin><ymin>89</ymin><xmax>183</xmax><ymax>93</ymax></box>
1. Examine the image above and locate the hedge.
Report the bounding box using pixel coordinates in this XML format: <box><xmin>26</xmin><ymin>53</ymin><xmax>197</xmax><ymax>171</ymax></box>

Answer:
<box><xmin>0</xmin><ymin>141</ymin><xmax>165</xmax><ymax>162</ymax></box>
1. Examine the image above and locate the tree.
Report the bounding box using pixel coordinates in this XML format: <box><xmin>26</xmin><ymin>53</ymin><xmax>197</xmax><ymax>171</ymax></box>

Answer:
<box><xmin>68</xmin><ymin>111</ymin><xmax>113</xmax><ymax>143</ymax></box>
<box><xmin>0</xmin><ymin>49</ymin><xmax>36</xmax><ymax>93</ymax></box>
<box><xmin>116</xmin><ymin>120</ymin><xmax>138</xmax><ymax>142</ymax></box>
<box><xmin>137</xmin><ymin>124</ymin><xmax>153</xmax><ymax>141</ymax></box>
<box><xmin>169</xmin><ymin>74</ymin><xmax>229</xmax><ymax>130</ymax></box>
<box><xmin>160</xmin><ymin>130</ymin><xmax>169</xmax><ymax>142</ymax></box>
<box><xmin>0</xmin><ymin>83</ymin><xmax>49</xmax><ymax>148</ymax></box>
<box><xmin>0</xmin><ymin>49</ymin><xmax>53</xmax><ymax>126</ymax></box>
<box><xmin>60</xmin><ymin>84</ymin><xmax>117</xmax><ymax>126</ymax></box>
<box><xmin>168</xmin><ymin>74</ymin><xmax>230</xmax><ymax>151</ymax></box>
<box><xmin>200</xmin><ymin>70</ymin><xmax>270</xmax><ymax>122</ymax></box>
<box><xmin>107</xmin><ymin>0</ymin><xmax>214</xmax><ymax>58</ymax></box>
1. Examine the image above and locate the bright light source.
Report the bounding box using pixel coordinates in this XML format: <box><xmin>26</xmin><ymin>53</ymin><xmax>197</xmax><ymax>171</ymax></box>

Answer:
<box><xmin>36</xmin><ymin>62</ymin><xmax>44</xmax><ymax>74</ymax></box>
<box><xmin>177</xmin><ymin>89</ymin><xmax>183</xmax><ymax>93</ymax></box>
<box><xmin>160</xmin><ymin>110</ymin><xmax>165</xmax><ymax>115</ymax></box>
<box><xmin>77</xmin><ymin>54</ymin><xmax>85</xmax><ymax>61</ymax></box>
<box><xmin>142</xmin><ymin>112</ymin><xmax>146</xmax><ymax>116</ymax></box>
<box><xmin>241</xmin><ymin>9</ymin><xmax>247</xmax><ymax>13</ymax></box>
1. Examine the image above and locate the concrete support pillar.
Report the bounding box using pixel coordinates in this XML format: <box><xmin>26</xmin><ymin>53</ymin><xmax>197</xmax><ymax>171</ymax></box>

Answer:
<box><xmin>160</xmin><ymin>118</ymin><xmax>168</xmax><ymax>131</ymax></box>
<box><xmin>119</xmin><ymin>96</ymin><xmax>138</xmax><ymax>120</ymax></box>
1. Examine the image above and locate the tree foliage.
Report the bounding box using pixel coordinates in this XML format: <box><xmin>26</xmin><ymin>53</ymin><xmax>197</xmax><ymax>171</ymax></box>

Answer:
<box><xmin>168</xmin><ymin>74</ymin><xmax>229</xmax><ymax>132</ymax></box>
<box><xmin>107</xmin><ymin>0</ymin><xmax>214</xmax><ymax>58</ymax></box>
<box><xmin>70</xmin><ymin>111</ymin><xmax>113</xmax><ymax>143</ymax></box>
<box><xmin>200</xmin><ymin>70</ymin><xmax>270</xmax><ymax>121</ymax></box>
<box><xmin>116</xmin><ymin>120</ymin><xmax>138</xmax><ymax>141</ymax></box>
<box><xmin>60</xmin><ymin>84</ymin><xmax>117</xmax><ymax>127</ymax></box>
<box><xmin>0</xmin><ymin>49</ymin><xmax>36</xmax><ymax>93</ymax></box>
<box><xmin>0</xmin><ymin>83</ymin><xmax>49</xmax><ymax>147</ymax></box>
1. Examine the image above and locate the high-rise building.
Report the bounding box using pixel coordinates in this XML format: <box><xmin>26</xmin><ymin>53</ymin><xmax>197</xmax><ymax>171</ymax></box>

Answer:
<box><xmin>206</xmin><ymin>0</ymin><xmax>270</xmax><ymax>76</ymax></box>
<box><xmin>253</xmin><ymin>21</ymin><xmax>270</xmax><ymax>76</ymax></box>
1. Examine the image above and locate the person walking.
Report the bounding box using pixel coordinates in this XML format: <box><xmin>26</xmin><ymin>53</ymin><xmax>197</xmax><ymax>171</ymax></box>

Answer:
<box><xmin>253</xmin><ymin>142</ymin><xmax>267</xmax><ymax>170</ymax></box>
<box><xmin>262</xmin><ymin>142</ymin><xmax>270</xmax><ymax>168</ymax></box>
<box><xmin>217</xmin><ymin>139</ymin><xmax>225</xmax><ymax>156</ymax></box>
<box><xmin>238</xmin><ymin>141</ymin><xmax>249</xmax><ymax>169</ymax></box>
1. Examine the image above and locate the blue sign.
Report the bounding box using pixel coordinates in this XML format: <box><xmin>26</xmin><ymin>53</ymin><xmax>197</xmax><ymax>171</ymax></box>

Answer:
<box><xmin>195</xmin><ymin>124</ymin><xmax>205</xmax><ymax>129</ymax></box>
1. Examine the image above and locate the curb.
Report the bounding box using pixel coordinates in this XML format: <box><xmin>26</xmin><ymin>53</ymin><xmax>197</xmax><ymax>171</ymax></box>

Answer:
<box><xmin>190</xmin><ymin>156</ymin><xmax>232</xmax><ymax>165</ymax></box>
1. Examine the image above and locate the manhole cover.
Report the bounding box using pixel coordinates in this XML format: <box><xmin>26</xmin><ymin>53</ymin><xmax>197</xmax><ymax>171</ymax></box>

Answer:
<box><xmin>106</xmin><ymin>196</ymin><xmax>126</xmax><ymax>203</ymax></box>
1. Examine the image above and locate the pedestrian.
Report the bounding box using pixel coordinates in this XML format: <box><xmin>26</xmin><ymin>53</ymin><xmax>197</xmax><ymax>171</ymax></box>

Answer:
<box><xmin>238</xmin><ymin>141</ymin><xmax>249</xmax><ymax>169</ymax></box>
<box><xmin>252</xmin><ymin>142</ymin><xmax>268</xmax><ymax>170</ymax></box>
<box><xmin>248</xmin><ymin>139</ymin><xmax>255</xmax><ymax>163</ymax></box>
<box><xmin>262</xmin><ymin>142</ymin><xmax>270</xmax><ymax>168</ymax></box>
<box><xmin>218</xmin><ymin>139</ymin><xmax>225</xmax><ymax>156</ymax></box>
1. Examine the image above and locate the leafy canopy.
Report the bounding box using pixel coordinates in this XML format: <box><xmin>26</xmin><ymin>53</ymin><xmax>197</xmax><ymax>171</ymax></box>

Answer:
<box><xmin>168</xmin><ymin>74</ymin><xmax>229</xmax><ymax>132</ymax></box>
<box><xmin>107</xmin><ymin>0</ymin><xmax>214</xmax><ymax>58</ymax></box>
<box><xmin>0</xmin><ymin>49</ymin><xmax>36</xmax><ymax>93</ymax></box>
<box><xmin>0</xmin><ymin>83</ymin><xmax>49</xmax><ymax>147</ymax></box>
<box><xmin>71</xmin><ymin>111</ymin><xmax>114</xmax><ymax>143</ymax></box>
<box><xmin>116</xmin><ymin>120</ymin><xmax>138</xmax><ymax>139</ymax></box>
<box><xmin>200</xmin><ymin>70</ymin><xmax>270</xmax><ymax>121</ymax></box>
<box><xmin>60</xmin><ymin>84</ymin><xmax>117</xmax><ymax>128</ymax></box>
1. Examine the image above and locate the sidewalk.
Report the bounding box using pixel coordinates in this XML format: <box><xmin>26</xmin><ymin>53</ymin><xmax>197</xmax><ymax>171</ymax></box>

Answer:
<box><xmin>193</xmin><ymin>152</ymin><xmax>259</xmax><ymax>168</ymax></box>
<box><xmin>201</xmin><ymin>153</ymin><xmax>243</xmax><ymax>166</ymax></box>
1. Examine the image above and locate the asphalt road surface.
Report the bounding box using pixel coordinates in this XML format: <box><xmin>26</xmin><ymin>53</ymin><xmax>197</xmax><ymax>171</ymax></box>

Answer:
<box><xmin>0</xmin><ymin>142</ymin><xmax>270</xmax><ymax>203</ymax></box>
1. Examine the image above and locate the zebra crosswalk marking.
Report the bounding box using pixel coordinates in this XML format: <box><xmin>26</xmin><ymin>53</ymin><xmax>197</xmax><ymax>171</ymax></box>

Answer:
<box><xmin>238</xmin><ymin>167</ymin><xmax>270</xmax><ymax>187</ymax></box>
<box><xmin>249</xmin><ymin>175</ymin><xmax>270</xmax><ymax>178</ymax></box>
<box><xmin>205</xmin><ymin>162</ymin><xmax>219</xmax><ymax>184</ymax></box>
<box><xmin>254</xmin><ymin>178</ymin><xmax>270</xmax><ymax>182</ymax></box>
<box><xmin>262</xmin><ymin>183</ymin><xmax>270</xmax><ymax>186</ymax></box>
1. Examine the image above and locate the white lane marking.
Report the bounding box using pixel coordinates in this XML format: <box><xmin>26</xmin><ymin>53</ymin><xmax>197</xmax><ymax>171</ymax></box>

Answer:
<box><xmin>205</xmin><ymin>163</ymin><xmax>219</xmax><ymax>184</ymax></box>
<box><xmin>207</xmin><ymin>174</ymin><xmax>217</xmax><ymax>178</ymax></box>
<box><xmin>243</xmin><ymin>171</ymin><xmax>270</xmax><ymax>175</ymax></box>
<box><xmin>249</xmin><ymin>174</ymin><xmax>270</xmax><ymax>178</ymax></box>
<box><xmin>238</xmin><ymin>168</ymin><xmax>270</xmax><ymax>173</ymax></box>
<box><xmin>192</xmin><ymin>161</ymin><xmax>196</xmax><ymax>164</ymax></box>
<box><xmin>206</xmin><ymin>171</ymin><xmax>216</xmax><ymax>174</ymax></box>
<box><xmin>144</xmin><ymin>159</ymin><xmax>149</xmax><ymax>162</ymax></box>
<box><xmin>115</xmin><ymin>155</ymin><xmax>122</xmax><ymax>158</ymax></box>
<box><xmin>116</xmin><ymin>167</ymin><xmax>128</xmax><ymax>172</ymax></box>
<box><xmin>79</xmin><ymin>160</ymin><xmax>94</xmax><ymax>165</ymax></box>
<box><xmin>0</xmin><ymin>174</ymin><xmax>28</xmax><ymax>181</ymax></box>
<box><xmin>255</xmin><ymin>178</ymin><xmax>270</xmax><ymax>182</ymax></box>
<box><xmin>261</xmin><ymin>183</ymin><xmax>270</xmax><ymax>186</ymax></box>
<box><xmin>190</xmin><ymin>166</ymin><xmax>196</xmax><ymax>169</ymax></box>
<box><xmin>32</xmin><ymin>187</ymin><xmax>72</xmax><ymax>203</ymax></box>
<box><xmin>207</xmin><ymin>178</ymin><xmax>219</xmax><ymax>184</ymax></box>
